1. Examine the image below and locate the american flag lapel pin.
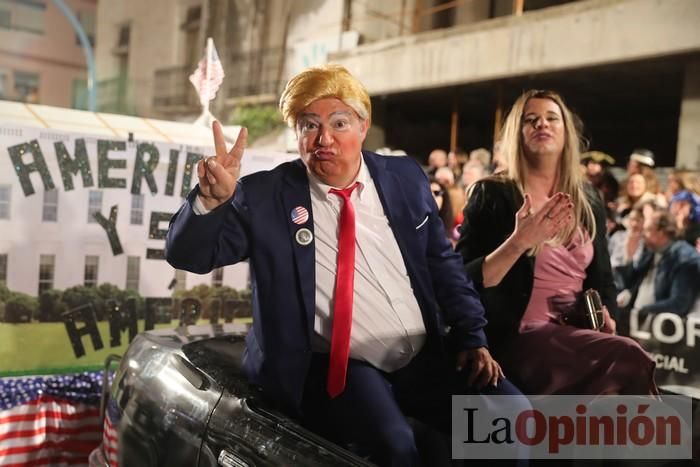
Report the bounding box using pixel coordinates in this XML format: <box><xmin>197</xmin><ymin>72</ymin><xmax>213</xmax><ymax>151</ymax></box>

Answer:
<box><xmin>290</xmin><ymin>206</ymin><xmax>309</xmax><ymax>225</ymax></box>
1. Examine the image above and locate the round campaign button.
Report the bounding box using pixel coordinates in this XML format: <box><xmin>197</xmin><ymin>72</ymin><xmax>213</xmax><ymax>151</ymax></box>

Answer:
<box><xmin>295</xmin><ymin>228</ymin><xmax>313</xmax><ymax>246</ymax></box>
<box><xmin>290</xmin><ymin>206</ymin><xmax>309</xmax><ymax>225</ymax></box>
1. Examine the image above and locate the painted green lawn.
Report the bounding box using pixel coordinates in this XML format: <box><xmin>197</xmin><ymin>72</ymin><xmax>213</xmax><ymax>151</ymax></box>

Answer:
<box><xmin>0</xmin><ymin>319</ymin><xmax>250</xmax><ymax>377</ymax></box>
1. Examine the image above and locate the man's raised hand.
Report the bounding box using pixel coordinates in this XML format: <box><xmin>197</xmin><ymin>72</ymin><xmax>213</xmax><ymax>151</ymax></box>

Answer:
<box><xmin>197</xmin><ymin>121</ymin><xmax>248</xmax><ymax>210</ymax></box>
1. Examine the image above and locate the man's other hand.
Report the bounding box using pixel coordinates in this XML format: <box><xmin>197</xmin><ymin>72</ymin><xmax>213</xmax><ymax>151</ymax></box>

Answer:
<box><xmin>456</xmin><ymin>346</ymin><xmax>505</xmax><ymax>389</ymax></box>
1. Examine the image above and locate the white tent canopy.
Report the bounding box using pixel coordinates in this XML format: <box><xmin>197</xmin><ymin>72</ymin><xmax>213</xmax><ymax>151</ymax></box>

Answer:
<box><xmin>0</xmin><ymin>101</ymin><xmax>241</xmax><ymax>147</ymax></box>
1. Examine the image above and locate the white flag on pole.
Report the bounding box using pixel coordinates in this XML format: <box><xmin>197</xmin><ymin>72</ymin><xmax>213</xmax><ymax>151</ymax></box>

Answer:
<box><xmin>189</xmin><ymin>37</ymin><xmax>225</xmax><ymax>108</ymax></box>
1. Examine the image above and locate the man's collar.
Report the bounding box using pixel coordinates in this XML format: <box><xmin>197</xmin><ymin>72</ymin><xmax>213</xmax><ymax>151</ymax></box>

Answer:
<box><xmin>652</xmin><ymin>240</ymin><xmax>673</xmax><ymax>263</ymax></box>
<box><xmin>658</xmin><ymin>240</ymin><xmax>673</xmax><ymax>255</ymax></box>
<box><xmin>307</xmin><ymin>153</ymin><xmax>367</xmax><ymax>201</ymax></box>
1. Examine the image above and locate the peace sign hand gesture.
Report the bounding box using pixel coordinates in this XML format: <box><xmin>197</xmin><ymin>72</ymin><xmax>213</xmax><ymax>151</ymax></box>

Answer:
<box><xmin>197</xmin><ymin>121</ymin><xmax>248</xmax><ymax>211</ymax></box>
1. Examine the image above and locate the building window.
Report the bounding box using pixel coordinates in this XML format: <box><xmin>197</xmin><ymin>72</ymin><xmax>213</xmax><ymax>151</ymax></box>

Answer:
<box><xmin>126</xmin><ymin>256</ymin><xmax>140</xmax><ymax>291</ymax></box>
<box><xmin>88</xmin><ymin>190</ymin><xmax>102</xmax><ymax>223</ymax></box>
<box><xmin>38</xmin><ymin>253</ymin><xmax>55</xmax><ymax>295</ymax></box>
<box><xmin>0</xmin><ymin>253</ymin><xmax>7</xmax><ymax>286</ymax></box>
<box><xmin>182</xmin><ymin>5</ymin><xmax>201</xmax><ymax>28</ymax></box>
<box><xmin>212</xmin><ymin>267</ymin><xmax>223</xmax><ymax>287</ymax></box>
<box><xmin>130</xmin><ymin>193</ymin><xmax>144</xmax><ymax>225</ymax></box>
<box><xmin>181</xmin><ymin>6</ymin><xmax>201</xmax><ymax>66</ymax></box>
<box><xmin>14</xmin><ymin>70</ymin><xmax>39</xmax><ymax>103</ymax></box>
<box><xmin>116</xmin><ymin>24</ymin><xmax>130</xmax><ymax>49</ymax></box>
<box><xmin>75</xmin><ymin>10</ymin><xmax>95</xmax><ymax>46</ymax></box>
<box><xmin>0</xmin><ymin>185</ymin><xmax>10</xmax><ymax>219</ymax></box>
<box><xmin>42</xmin><ymin>188</ymin><xmax>58</xmax><ymax>222</ymax></box>
<box><xmin>84</xmin><ymin>255</ymin><xmax>99</xmax><ymax>287</ymax></box>
<box><xmin>0</xmin><ymin>0</ymin><xmax>46</xmax><ymax>34</ymax></box>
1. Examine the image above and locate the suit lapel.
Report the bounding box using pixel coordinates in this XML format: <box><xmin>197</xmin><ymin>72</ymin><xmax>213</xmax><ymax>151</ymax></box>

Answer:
<box><xmin>363</xmin><ymin>152</ymin><xmax>422</xmax><ymax>282</ymax></box>
<box><xmin>280</xmin><ymin>160</ymin><xmax>316</xmax><ymax>336</ymax></box>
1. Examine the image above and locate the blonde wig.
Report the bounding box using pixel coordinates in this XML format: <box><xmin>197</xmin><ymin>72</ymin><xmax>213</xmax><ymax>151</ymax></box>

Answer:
<box><xmin>279</xmin><ymin>64</ymin><xmax>371</xmax><ymax>128</ymax></box>
<box><xmin>499</xmin><ymin>89</ymin><xmax>596</xmax><ymax>254</ymax></box>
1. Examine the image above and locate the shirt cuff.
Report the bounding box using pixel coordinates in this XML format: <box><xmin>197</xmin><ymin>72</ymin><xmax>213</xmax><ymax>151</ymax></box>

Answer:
<box><xmin>192</xmin><ymin>195</ymin><xmax>212</xmax><ymax>215</ymax></box>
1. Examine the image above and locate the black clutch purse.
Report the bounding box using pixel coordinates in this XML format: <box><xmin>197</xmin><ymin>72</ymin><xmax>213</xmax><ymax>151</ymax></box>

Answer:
<box><xmin>560</xmin><ymin>289</ymin><xmax>605</xmax><ymax>330</ymax></box>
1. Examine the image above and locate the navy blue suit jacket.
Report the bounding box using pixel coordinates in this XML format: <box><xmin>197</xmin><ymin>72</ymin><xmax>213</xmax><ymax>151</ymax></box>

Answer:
<box><xmin>166</xmin><ymin>151</ymin><xmax>488</xmax><ymax>413</ymax></box>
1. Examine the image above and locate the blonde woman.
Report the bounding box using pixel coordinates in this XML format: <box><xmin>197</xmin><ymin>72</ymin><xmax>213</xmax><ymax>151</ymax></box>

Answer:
<box><xmin>457</xmin><ymin>90</ymin><xmax>657</xmax><ymax>395</ymax></box>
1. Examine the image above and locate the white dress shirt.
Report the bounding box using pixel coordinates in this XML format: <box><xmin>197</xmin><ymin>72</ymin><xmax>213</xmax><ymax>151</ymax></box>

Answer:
<box><xmin>633</xmin><ymin>252</ymin><xmax>662</xmax><ymax>310</ymax></box>
<box><xmin>193</xmin><ymin>155</ymin><xmax>426</xmax><ymax>372</ymax></box>
<box><xmin>307</xmin><ymin>155</ymin><xmax>426</xmax><ymax>372</ymax></box>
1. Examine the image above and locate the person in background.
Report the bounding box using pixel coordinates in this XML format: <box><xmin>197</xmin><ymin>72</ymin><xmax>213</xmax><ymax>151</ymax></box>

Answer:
<box><xmin>624</xmin><ymin>148</ymin><xmax>665</xmax><ymax>206</ymax></box>
<box><xmin>665</xmin><ymin>169</ymin><xmax>700</xmax><ymax>204</ymax></box>
<box><xmin>429</xmin><ymin>177</ymin><xmax>454</xmax><ymax>243</ymax></box>
<box><xmin>626</xmin><ymin>148</ymin><xmax>655</xmax><ymax>176</ymax></box>
<box><xmin>457</xmin><ymin>89</ymin><xmax>657</xmax><ymax>396</ymax></box>
<box><xmin>638</xmin><ymin>198</ymin><xmax>661</xmax><ymax>223</ymax></box>
<box><xmin>165</xmin><ymin>64</ymin><xmax>521</xmax><ymax>466</ymax></box>
<box><xmin>616</xmin><ymin>210</ymin><xmax>700</xmax><ymax>319</ymax></box>
<box><xmin>461</xmin><ymin>160</ymin><xmax>486</xmax><ymax>192</ymax></box>
<box><xmin>670</xmin><ymin>190</ymin><xmax>700</xmax><ymax>248</ymax></box>
<box><xmin>490</xmin><ymin>140</ymin><xmax>508</xmax><ymax>174</ymax></box>
<box><xmin>435</xmin><ymin>166</ymin><xmax>465</xmax><ymax>224</ymax></box>
<box><xmin>452</xmin><ymin>161</ymin><xmax>488</xmax><ymax>245</ymax></box>
<box><xmin>581</xmin><ymin>150</ymin><xmax>619</xmax><ymax>208</ymax></box>
<box><xmin>605</xmin><ymin>206</ymin><xmax>625</xmax><ymax>239</ymax></box>
<box><xmin>447</xmin><ymin>147</ymin><xmax>468</xmax><ymax>181</ymax></box>
<box><xmin>426</xmin><ymin>148</ymin><xmax>448</xmax><ymax>176</ymax></box>
<box><xmin>616</xmin><ymin>173</ymin><xmax>657</xmax><ymax>221</ymax></box>
<box><xmin>608</xmin><ymin>206</ymin><xmax>645</xmax><ymax>291</ymax></box>
<box><xmin>469</xmin><ymin>147</ymin><xmax>491</xmax><ymax>171</ymax></box>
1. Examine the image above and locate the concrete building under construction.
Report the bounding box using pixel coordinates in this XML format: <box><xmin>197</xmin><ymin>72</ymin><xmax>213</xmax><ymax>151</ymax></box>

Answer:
<box><xmin>93</xmin><ymin>0</ymin><xmax>700</xmax><ymax>169</ymax></box>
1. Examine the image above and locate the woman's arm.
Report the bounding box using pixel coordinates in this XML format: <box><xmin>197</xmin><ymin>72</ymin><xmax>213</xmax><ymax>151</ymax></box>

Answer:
<box><xmin>481</xmin><ymin>233</ymin><xmax>530</xmax><ymax>288</ymax></box>
<box><xmin>481</xmin><ymin>192</ymin><xmax>574</xmax><ymax>287</ymax></box>
<box><xmin>457</xmin><ymin>180</ymin><xmax>574</xmax><ymax>288</ymax></box>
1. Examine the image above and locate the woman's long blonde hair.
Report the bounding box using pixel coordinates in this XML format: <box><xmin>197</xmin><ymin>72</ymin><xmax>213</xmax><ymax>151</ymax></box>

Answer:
<box><xmin>500</xmin><ymin>89</ymin><xmax>596</xmax><ymax>254</ymax></box>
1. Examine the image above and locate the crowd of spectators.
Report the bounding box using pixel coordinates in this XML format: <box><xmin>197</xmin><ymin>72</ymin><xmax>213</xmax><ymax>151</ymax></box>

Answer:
<box><xmin>421</xmin><ymin>144</ymin><xmax>700</xmax><ymax>318</ymax></box>
<box><xmin>424</xmin><ymin>144</ymin><xmax>504</xmax><ymax>244</ymax></box>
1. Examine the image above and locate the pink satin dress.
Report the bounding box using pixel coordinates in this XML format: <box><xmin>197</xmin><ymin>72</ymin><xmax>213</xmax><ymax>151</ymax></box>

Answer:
<box><xmin>500</xmin><ymin>231</ymin><xmax>657</xmax><ymax>395</ymax></box>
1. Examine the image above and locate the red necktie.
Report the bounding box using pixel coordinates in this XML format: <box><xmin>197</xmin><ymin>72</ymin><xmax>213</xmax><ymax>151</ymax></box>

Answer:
<box><xmin>327</xmin><ymin>182</ymin><xmax>359</xmax><ymax>398</ymax></box>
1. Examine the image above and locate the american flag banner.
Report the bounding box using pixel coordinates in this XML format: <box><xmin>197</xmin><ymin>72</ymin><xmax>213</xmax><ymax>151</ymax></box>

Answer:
<box><xmin>0</xmin><ymin>372</ymin><xmax>103</xmax><ymax>467</ymax></box>
<box><xmin>189</xmin><ymin>37</ymin><xmax>225</xmax><ymax>108</ymax></box>
<box><xmin>101</xmin><ymin>401</ymin><xmax>120</xmax><ymax>467</ymax></box>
